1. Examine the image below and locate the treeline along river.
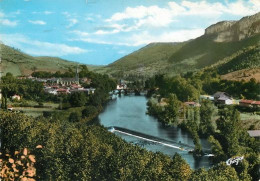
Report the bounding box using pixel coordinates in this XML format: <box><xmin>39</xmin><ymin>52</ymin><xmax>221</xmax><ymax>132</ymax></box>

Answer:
<box><xmin>98</xmin><ymin>95</ymin><xmax>213</xmax><ymax>169</ymax></box>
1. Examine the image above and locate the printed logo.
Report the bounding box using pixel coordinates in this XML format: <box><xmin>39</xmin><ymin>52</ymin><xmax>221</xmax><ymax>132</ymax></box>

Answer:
<box><xmin>226</xmin><ymin>156</ymin><xmax>244</xmax><ymax>165</ymax></box>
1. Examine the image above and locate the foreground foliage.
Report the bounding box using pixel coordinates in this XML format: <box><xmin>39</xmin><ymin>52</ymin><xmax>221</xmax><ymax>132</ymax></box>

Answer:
<box><xmin>0</xmin><ymin>111</ymin><xmax>246</xmax><ymax>180</ymax></box>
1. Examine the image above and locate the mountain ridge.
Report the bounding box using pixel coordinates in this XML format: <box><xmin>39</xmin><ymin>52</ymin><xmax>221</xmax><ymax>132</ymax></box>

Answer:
<box><xmin>205</xmin><ymin>12</ymin><xmax>260</xmax><ymax>42</ymax></box>
<box><xmin>102</xmin><ymin>12</ymin><xmax>260</xmax><ymax>78</ymax></box>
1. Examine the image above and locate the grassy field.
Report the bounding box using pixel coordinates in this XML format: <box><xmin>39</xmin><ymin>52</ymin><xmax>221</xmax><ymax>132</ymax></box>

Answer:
<box><xmin>12</xmin><ymin>102</ymin><xmax>87</xmax><ymax>120</ymax></box>
<box><xmin>12</xmin><ymin>102</ymin><xmax>60</xmax><ymax>117</ymax></box>
<box><xmin>13</xmin><ymin>107</ymin><xmax>58</xmax><ymax>117</ymax></box>
<box><xmin>240</xmin><ymin>113</ymin><xmax>260</xmax><ymax>130</ymax></box>
<box><xmin>221</xmin><ymin>68</ymin><xmax>260</xmax><ymax>82</ymax></box>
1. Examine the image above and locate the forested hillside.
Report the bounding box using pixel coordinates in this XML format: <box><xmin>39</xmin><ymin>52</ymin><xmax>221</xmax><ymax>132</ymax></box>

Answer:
<box><xmin>107</xmin><ymin>42</ymin><xmax>186</xmax><ymax>77</ymax></box>
<box><xmin>216</xmin><ymin>45</ymin><xmax>260</xmax><ymax>74</ymax></box>
<box><xmin>0</xmin><ymin>44</ymin><xmax>80</xmax><ymax>76</ymax></box>
<box><xmin>102</xmin><ymin>12</ymin><xmax>260</xmax><ymax>78</ymax></box>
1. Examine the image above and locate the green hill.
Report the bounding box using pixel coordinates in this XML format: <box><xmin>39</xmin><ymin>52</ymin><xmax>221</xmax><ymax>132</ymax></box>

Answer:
<box><xmin>106</xmin><ymin>42</ymin><xmax>187</xmax><ymax>77</ymax></box>
<box><xmin>168</xmin><ymin>34</ymin><xmax>260</xmax><ymax>72</ymax></box>
<box><xmin>103</xmin><ymin>33</ymin><xmax>260</xmax><ymax>78</ymax></box>
<box><xmin>0</xmin><ymin>44</ymin><xmax>102</xmax><ymax>76</ymax></box>
<box><xmin>207</xmin><ymin>44</ymin><xmax>260</xmax><ymax>74</ymax></box>
<box><xmin>102</xmin><ymin>12</ymin><xmax>260</xmax><ymax>78</ymax></box>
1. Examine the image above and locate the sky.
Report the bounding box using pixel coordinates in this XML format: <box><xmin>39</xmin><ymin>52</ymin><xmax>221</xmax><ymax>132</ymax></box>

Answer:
<box><xmin>0</xmin><ymin>0</ymin><xmax>259</xmax><ymax>65</ymax></box>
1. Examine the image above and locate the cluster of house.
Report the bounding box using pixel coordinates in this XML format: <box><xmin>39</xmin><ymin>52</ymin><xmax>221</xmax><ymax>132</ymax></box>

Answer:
<box><xmin>44</xmin><ymin>84</ymin><xmax>95</xmax><ymax>95</ymax></box>
<box><xmin>184</xmin><ymin>92</ymin><xmax>260</xmax><ymax>109</ymax></box>
<box><xmin>18</xmin><ymin>76</ymin><xmax>95</xmax><ymax>96</ymax></box>
<box><xmin>42</xmin><ymin>77</ymin><xmax>94</xmax><ymax>95</ymax></box>
<box><xmin>18</xmin><ymin>76</ymin><xmax>91</xmax><ymax>85</ymax></box>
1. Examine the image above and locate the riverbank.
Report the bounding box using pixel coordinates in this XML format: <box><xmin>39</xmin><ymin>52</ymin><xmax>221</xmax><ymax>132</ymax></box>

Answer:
<box><xmin>98</xmin><ymin>94</ymin><xmax>213</xmax><ymax>169</ymax></box>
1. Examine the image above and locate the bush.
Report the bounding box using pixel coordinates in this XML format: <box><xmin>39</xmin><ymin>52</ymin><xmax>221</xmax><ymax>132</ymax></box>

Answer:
<box><xmin>82</xmin><ymin>106</ymin><xmax>97</xmax><ymax>118</ymax></box>
<box><xmin>43</xmin><ymin>111</ymin><xmax>52</xmax><ymax>118</ymax></box>
<box><xmin>69</xmin><ymin>112</ymin><xmax>80</xmax><ymax>122</ymax></box>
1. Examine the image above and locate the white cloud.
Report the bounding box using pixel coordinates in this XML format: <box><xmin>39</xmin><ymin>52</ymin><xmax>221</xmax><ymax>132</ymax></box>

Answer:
<box><xmin>28</xmin><ymin>20</ymin><xmax>46</xmax><ymax>25</ymax></box>
<box><xmin>107</xmin><ymin>6</ymin><xmax>149</xmax><ymax>22</ymax></box>
<box><xmin>44</xmin><ymin>11</ymin><xmax>53</xmax><ymax>15</ymax></box>
<box><xmin>62</xmin><ymin>11</ymin><xmax>70</xmax><ymax>17</ymax></box>
<box><xmin>251</xmin><ymin>0</ymin><xmax>260</xmax><ymax>7</ymax></box>
<box><xmin>85</xmin><ymin>17</ymin><xmax>94</xmax><ymax>21</ymax></box>
<box><xmin>0</xmin><ymin>11</ymin><xmax>18</xmax><ymax>26</ymax></box>
<box><xmin>93</xmin><ymin>24</ymin><xmax>134</xmax><ymax>35</ymax></box>
<box><xmin>32</xmin><ymin>11</ymin><xmax>53</xmax><ymax>15</ymax></box>
<box><xmin>106</xmin><ymin>1</ymin><xmax>260</xmax><ymax>29</ymax></box>
<box><xmin>0</xmin><ymin>34</ymin><xmax>88</xmax><ymax>56</ymax></box>
<box><xmin>70</xmin><ymin>28</ymin><xmax>204</xmax><ymax>47</ymax></box>
<box><xmin>0</xmin><ymin>19</ymin><xmax>18</xmax><ymax>26</ymax></box>
<box><xmin>106</xmin><ymin>5</ymin><xmax>174</xmax><ymax>28</ymax></box>
<box><xmin>70</xmin><ymin>1</ymin><xmax>259</xmax><ymax>47</ymax></box>
<box><xmin>0</xmin><ymin>11</ymin><xmax>4</xmax><ymax>18</ymax></box>
<box><xmin>70</xmin><ymin>30</ymin><xmax>89</xmax><ymax>37</ymax></box>
<box><xmin>223</xmin><ymin>0</ymin><xmax>259</xmax><ymax>16</ymax></box>
<box><xmin>94</xmin><ymin>29</ymin><xmax>119</xmax><ymax>35</ymax></box>
<box><xmin>168</xmin><ymin>2</ymin><xmax>186</xmax><ymax>15</ymax></box>
<box><xmin>128</xmin><ymin>29</ymin><xmax>204</xmax><ymax>46</ymax></box>
<box><xmin>69</xmin><ymin>37</ymin><xmax>114</xmax><ymax>45</ymax></box>
<box><xmin>66</xmin><ymin>18</ymin><xmax>78</xmax><ymax>28</ymax></box>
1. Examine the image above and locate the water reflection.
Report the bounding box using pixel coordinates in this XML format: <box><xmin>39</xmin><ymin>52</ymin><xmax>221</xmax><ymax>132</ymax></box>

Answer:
<box><xmin>99</xmin><ymin>95</ymin><xmax>213</xmax><ymax>169</ymax></box>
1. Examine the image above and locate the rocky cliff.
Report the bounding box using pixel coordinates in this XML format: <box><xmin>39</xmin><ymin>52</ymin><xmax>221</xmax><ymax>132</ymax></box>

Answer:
<box><xmin>205</xmin><ymin>12</ymin><xmax>260</xmax><ymax>42</ymax></box>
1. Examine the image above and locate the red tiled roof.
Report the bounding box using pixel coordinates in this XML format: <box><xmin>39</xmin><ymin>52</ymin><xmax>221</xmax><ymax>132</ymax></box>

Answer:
<box><xmin>252</xmin><ymin>101</ymin><xmax>260</xmax><ymax>105</ymax></box>
<box><xmin>239</xmin><ymin>100</ymin><xmax>254</xmax><ymax>104</ymax></box>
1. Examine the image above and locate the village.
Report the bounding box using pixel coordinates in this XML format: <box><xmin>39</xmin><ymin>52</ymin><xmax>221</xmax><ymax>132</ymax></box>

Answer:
<box><xmin>183</xmin><ymin>91</ymin><xmax>260</xmax><ymax>109</ymax></box>
<box><xmin>17</xmin><ymin>75</ymin><xmax>96</xmax><ymax>96</ymax></box>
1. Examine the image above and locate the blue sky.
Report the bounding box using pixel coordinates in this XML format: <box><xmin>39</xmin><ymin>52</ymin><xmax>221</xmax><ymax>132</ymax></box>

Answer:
<box><xmin>0</xmin><ymin>0</ymin><xmax>259</xmax><ymax>65</ymax></box>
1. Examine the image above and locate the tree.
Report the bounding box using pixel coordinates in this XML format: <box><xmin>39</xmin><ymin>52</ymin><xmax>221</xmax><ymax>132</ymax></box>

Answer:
<box><xmin>189</xmin><ymin>168</ymin><xmax>209</xmax><ymax>181</ymax></box>
<box><xmin>217</xmin><ymin>107</ymin><xmax>241</xmax><ymax>157</ymax></box>
<box><xmin>69</xmin><ymin>92</ymin><xmax>87</xmax><ymax>107</ymax></box>
<box><xmin>43</xmin><ymin>111</ymin><xmax>52</xmax><ymax>118</ymax></box>
<box><xmin>199</xmin><ymin>100</ymin><xmax>217</xmax><ymax>136</ymax></box>
<box><xmin>208</xmin><ymin>162</ymin><xmax>239</xmax><ymax>181</ymax></box>
<box><xmin>69</xmin><ymin>112</ymin><xmax>80</xmax><ymax>122</ymax></box>
<box><xmin>82</xmin><ymin>106</ymin><xmax>97</xmax><ymax>118</ymax></box>
<box><xmin>208</xmin><ymin>135</ymin><xmax>226</xmax><ymax>162</ymax></box>
<box><xmin>168</xmin><ymin>153</ymin><xmax>192</xmax><ymax>180</ymax></box>
<box><xmin>164</xmin><ymin>94</ymin><xmax>181</xmax><ymax>124</ymax></box>
<box><xmin>79</xmin><ymin>65</ymin><xmax>89</xmax><ymax>78</ymax></box>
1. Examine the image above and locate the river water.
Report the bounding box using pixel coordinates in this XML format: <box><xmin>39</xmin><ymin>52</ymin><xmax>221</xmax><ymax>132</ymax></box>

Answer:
<box><xmin>98</xmin><ymin>95</ymin><xmax>213</xmax><ymax>169</ymax></box>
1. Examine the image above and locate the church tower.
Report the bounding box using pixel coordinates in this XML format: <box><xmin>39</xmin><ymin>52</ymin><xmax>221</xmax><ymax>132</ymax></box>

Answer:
<box><xmin>75</xmin><ymin>65</ymin><xmax>79</xmax><ymax>84</ymax></box>
<box><xmin>0</xmin><ymin>56</ymin><xmax>2</xmax><ymax>108</ymax></box>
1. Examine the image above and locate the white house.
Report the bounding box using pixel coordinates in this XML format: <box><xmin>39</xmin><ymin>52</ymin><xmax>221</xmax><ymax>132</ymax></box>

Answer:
<box><xmin>44</xmin><ymin>88</ymin><xmax>57</xmax><ymax>95</ymax></box>
<box><xmin>116</xmin><ymin>84</ymin><xmax>127</xmax><ymax>90</ymax></box>
<box><xmin>213</xmin><ymin>92</ymin><xmax>233</xmax><ymax>105</ymax></box>
<box><xmin>12</xmin><ymin>94</ymin><xmax>21</xmax><ymax>101</ymax></box>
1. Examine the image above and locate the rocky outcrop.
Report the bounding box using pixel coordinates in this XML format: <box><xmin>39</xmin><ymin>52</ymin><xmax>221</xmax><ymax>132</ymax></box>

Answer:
<box><xmin>205</xmin><ymin>12</ymin><xmax>260</xmax><ymax>42</ymax></box>
<box><xmin>205</xmin><ymin>21</ymin><xmax>236</xmax><ymax>35</ymax></box>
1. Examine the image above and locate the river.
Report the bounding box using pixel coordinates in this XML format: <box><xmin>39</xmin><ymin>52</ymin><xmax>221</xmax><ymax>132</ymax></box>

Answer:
<box><xmin>98</xmin><ymin>95</ymin><xmax>213</xmax><ymax>169</ymax></box>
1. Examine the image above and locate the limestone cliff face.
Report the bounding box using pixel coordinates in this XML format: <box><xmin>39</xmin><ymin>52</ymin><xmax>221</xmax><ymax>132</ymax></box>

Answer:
<box><xmin>205</xmin><ymin>12</ymin><xmax>260</xmax><ymax>42</ymax></box>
